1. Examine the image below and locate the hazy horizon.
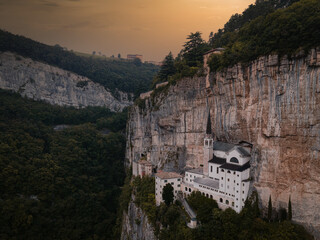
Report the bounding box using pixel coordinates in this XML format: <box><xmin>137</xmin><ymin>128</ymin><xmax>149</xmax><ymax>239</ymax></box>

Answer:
<box><xmin>0</xmin><ymin>0</ymin><xmax>254</xmax><ymax>61</ymax></box>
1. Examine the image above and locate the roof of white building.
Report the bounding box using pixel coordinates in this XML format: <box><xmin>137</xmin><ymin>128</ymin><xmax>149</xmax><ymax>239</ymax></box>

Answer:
<box><xmin>213</xmin><ymin>141</ymin><xmax>235</xmax><ymax>152</ymax></box>
<box><xmin>194</xmin><ymin>177</ymin><xmax>219</xmax><ymax>189</ymax></box>
<box><xmin>236</xmin><ymin>147</ymin><xmax>251</xmax><ymax>157</ymax></box>
<box><xmin>155</xmin><ymin>172</ymin><xmax>182</xmax><ymax>179</ymax></box>
<box><xmin>219</xmin><ymin>161</ymin><xmax>250</xmax><ymax>172</ymax></box>
<box><xmin>209</xmin><ymin>156</ymin><xmax>226</xmax><ymax>164</ymax></box>
<box><xmin>185</xmin><ymin>168</ymin><xmax>203</xmax><ymax>175</ymax></box>
<box><xmin>213</xmin><ymin>142</ymin><xmax>251</xmax><ymax>157</ymax></box>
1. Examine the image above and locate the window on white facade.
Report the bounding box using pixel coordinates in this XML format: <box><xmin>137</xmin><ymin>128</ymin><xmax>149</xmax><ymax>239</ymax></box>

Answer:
<box><xmin>178</xmin><ymin>184</ymin><xmax>180</xmax><ymax>187</ymax></box>
<box><xmin>226</xmin><ymin>200</ymin><xmax>229</xmax><ymax>205</ymax></box>
<box><xmin>221</xmin><ymin>169</ymin><xmax>225</xmax><ymax>172</ymax></box>
<box><xmin>227</xmin><ymin>178</ymin><xmax>230</xmax><ymax>182</ymax></box>
<box><xmin>217</xmin><ymin>168</ymin><xmax>219</xmax><ymax>174</ymax></box>
<box><xmin>185</xmin><ymin>187</ymin><xmax>187</xmax><ymax>191</ymax></box>
<box><xmin>227</xmin><ymin>170</ymin><xmax>231</xmax><ymax>174</ymax></box>
<box><xmin>211</xmin><ymin>166</ymin><xmax>213</xmax><ymax>172</ymax></box>
<box><xmin>221</xmin><ymin>177</ymin><xmax>223</xmax><ymax>180</ymax></box>
<box><xmin>164</xmin><ymin>180</ymin><xmax>167</xmax><ymax>183</ymax></box>
<box><xmin>171</xmin><ymin>182</ymin><xmax>174</xmax><ymax>185</ymax></box>
<box><xmin>220</xmin><ymin>198</ymin><xmax>223</xmax><ymax>203</ymax></box>
<box><xmin>178</xmin><ymin>179</ymin><xmax>181</xmax><ymax>181</ymax></box>
<box><xmin>230</xmin><ymin>157</ymin><xmax>239</xmax><ymax>164</ymax></box>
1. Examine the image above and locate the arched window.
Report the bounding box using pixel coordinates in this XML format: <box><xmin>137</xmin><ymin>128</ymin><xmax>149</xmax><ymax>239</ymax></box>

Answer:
<box><xmin>189</xmin><ymin>188</ymin><xmax>191</xmax><ymax>192</ymax></box>
<box><xmin>210</xmin><ymin>195</ymin><xmax>213</xmax><ymax>199</ymax></box>
<box><xmin>230</xmin><ymin>157</ymin><xmax>239</xmax><ymax>164</ymax></box>
<box><xmin>220</xmin><ymin>198</ymin><xmax>223</xmax><ymax>203</ymax></box>
<box><xmin>226</xmin><ymin>200</ymin><xmax>229</xmax><ymax>205</ymax></box>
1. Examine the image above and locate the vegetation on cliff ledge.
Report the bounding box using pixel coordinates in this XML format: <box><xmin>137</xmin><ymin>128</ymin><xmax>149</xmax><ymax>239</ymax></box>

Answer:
<box><xmin>208</xmin><ymin>0</ymin><xmax>320</xmax><ymax>72</ymax></box>
<box><xmin>151</xmin><ymin>0</ymin><xmax>319</xmax><ymax>90</ymax></box>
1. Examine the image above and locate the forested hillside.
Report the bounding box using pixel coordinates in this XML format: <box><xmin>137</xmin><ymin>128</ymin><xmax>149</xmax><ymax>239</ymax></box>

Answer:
<box><xmin>208</xmin><ymin>0</ymin><xmax>320</xmax><ymax>71</ymax></box>
<box><xmin>0</xmin><ymin>30</ymin><xmax>159</xmax><ymax>97</ymax></box>
<box><xmin>0</xmin><ymin>90</ymin><xmax>127</xmax><ymax>239</ymax></box>
<box><xmin>151</xmin><ymin>0</ymin><xmax>319</xmax><ymax>88</ymax></box>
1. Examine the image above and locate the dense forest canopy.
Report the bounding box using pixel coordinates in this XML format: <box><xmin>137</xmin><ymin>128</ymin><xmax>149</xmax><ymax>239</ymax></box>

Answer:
<box><xmin>208</xmin><ymin>0</ymin><xmax>320</xmax><ymax>71</ymax></box>
<box><xmin>0</xmin><ymin>30</ymin><xmax>159</xmax><ymax>97</ymax></box>
<box><xmin>0</xmin><ymin>90</ymin><xmax>127</xmax><ymax>239</ymax></box>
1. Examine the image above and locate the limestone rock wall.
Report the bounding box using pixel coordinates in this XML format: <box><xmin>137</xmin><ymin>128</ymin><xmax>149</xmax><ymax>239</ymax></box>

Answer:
<box><xmin>0</xmin><ymin>52</ymin><xmax>133</xmax><ymax>111</ymax></box>
<box><xmin>121</xmin><ymin>197</ymin><xmax>156</xmax><ymax>240</ymax></box>
<box><xmin>126</xmin><ymin>49</ymin><xmax>320</xmax><ymax>238</ymax></box>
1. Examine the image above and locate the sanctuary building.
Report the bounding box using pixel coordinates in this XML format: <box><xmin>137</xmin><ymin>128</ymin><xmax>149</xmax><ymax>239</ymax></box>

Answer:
<box><xmin>154</xmin><ymin>112</ymin><xmax>252</xmax><ymax>213</ymax></box>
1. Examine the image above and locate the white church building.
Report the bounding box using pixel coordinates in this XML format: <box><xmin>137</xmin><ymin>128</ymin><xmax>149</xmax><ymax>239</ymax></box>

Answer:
<box><xmin>155</xmin><ymin>112</ymin><xmax>252</xmax><ymax>213</ymax></box>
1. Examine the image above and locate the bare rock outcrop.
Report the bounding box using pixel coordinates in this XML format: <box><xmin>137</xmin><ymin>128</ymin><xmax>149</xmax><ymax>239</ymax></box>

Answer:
<box><xmin>126</xmin><ymin>49</ymin><xmax>320</xmax><ymax>238</ymax></box>
<box><xmin>0</xmin><ymin>52</ymin><xmax>133</xmax><ymax>111</ymax></box>
<box><xmin>121</xmin><ymin>198</ymin><xmax>156</xmax><ymax>240</ymax></box>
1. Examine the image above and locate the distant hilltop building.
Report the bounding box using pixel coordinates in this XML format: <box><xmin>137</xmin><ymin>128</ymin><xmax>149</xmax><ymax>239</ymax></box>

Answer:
<box><xmin>127</xmin><ymin>54</ymin><xmax>143</xmax><ymax>61</ymax></box>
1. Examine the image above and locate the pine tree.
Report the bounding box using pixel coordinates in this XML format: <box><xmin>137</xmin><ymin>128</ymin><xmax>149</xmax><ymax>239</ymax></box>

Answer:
<box><xmin>162</xmin><ymin>183</ymin><xmax>174</xmax><ymax>206</ymax></box>
<box><xmin>268</xmin><ymin>195</ymin><xmax>272</xmax><ymax>221</ymax></box>
<box><xmin>288</xmin><ymin>196</ymin><xmax>292</xmax><ymax>220</ymax></box>
<box><xmin>253</xmin><ymin>191</ymin><xmax>260</xmax><ymax>218</ymax></box>
<box><xmin>182</xmin><ymin>32</ymin><xmax>210</xmax><ymax>67</ymax></box>
<box><xmin>158</xmin><ymin>52</ymin><xmax>176</xmax><ymax>80</ymax></box>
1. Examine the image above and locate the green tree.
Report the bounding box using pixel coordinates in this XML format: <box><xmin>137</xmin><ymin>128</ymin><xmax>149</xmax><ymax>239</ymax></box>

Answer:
<box><xmin>181</xmin><ymin>32</ymin><xmax>210</xmax><ymax>67</ymax></box>
<box><xmin>268</xmin><ymin>195</ymin><xmax>272</xmax><ymax>221</ymax></box>
<box><xmin>152</xmin><ymin>52</ymin><xmax>176</xmax><ymax>88</ymax></box>
<box><xmin>162</xmin><ymin>183</ymin><xmax>174</xmax><ymax>206</ymax></box>
<box><xmin>288</xmin><ymin>196</ymin><xmax>292</xmax><ymax>220</ymax></box>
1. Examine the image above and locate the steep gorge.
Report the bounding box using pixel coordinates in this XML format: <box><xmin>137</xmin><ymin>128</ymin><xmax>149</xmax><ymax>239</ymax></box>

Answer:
<box><xmin>0</xmin><ymin>52</ymin><xmax>133</xmax><ymax>111</ymax></box>
<box><xmin>125</xmin><ymin>49</ymin><xmax>320</xmax><ymax>237</ymax></box>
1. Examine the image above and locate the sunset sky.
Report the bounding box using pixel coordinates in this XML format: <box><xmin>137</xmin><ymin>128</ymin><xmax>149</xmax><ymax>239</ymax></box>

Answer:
<box><xmin>0</xmin><ymin>0</ymin><xmax>254</xmax><ymax>61</ymax></box>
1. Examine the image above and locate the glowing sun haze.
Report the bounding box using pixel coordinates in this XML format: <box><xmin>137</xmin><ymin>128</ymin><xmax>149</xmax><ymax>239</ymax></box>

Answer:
<box><xmin>0</xmin><ymin>0</ymin><xmax>254</xmax><ymax>61</ymax></box>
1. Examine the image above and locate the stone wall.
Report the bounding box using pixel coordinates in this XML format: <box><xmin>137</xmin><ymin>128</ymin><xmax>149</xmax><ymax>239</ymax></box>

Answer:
<box><xmin>126</xmin><ymin>49</ymin><xmax>320</xmax><ymax>238</ymax></box>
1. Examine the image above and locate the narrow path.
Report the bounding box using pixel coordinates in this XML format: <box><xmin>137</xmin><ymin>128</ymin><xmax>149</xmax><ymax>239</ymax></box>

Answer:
<box><xmin>177</xmin><ymin>192</ymin><xmax>197</xmax><ymax>228</ymax></box>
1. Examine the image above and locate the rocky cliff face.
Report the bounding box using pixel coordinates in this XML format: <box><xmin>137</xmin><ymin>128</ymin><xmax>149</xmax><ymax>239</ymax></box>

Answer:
<box><xmin>126</xmin><ymin>49</ymin><xmax>320</xmax><ymax>237</ymax></box>
<box><xmin>121</xmin><ymin>196</ymin><xmax>156</xmax><ymax>240</ymax></box>
<box><xmin>0</xmin><ymin>52</ymin><xmax>133</xmax><ymax>111</ymax></box>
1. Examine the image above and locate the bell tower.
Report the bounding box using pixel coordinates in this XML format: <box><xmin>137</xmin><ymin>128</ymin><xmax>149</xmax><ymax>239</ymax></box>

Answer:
<box><xmin>203</xmin><ymin>110</ymin><xmax>214</xmax><ymax>176</ymax></box>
